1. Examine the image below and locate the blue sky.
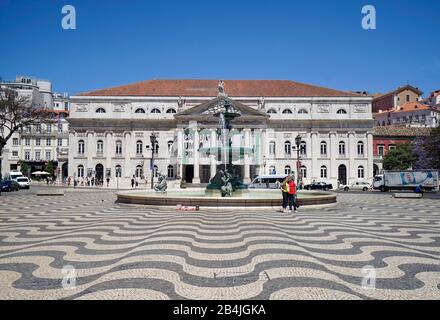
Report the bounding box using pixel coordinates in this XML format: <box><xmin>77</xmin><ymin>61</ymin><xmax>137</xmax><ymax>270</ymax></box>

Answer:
<box><xmin>0</xmin><ymin>0</ymin><xmax>439</xmax><ymax>96</ymax></box>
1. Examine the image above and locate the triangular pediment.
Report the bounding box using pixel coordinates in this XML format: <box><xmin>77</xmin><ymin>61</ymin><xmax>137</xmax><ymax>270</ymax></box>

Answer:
<box><xmin>175</xmin><ymin>96</ymin><xmax>269</xmax><ymax>120</ymax></box>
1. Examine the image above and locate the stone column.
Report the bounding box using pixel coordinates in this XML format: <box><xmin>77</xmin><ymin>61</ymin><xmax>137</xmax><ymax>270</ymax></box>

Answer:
<box><xmin>193</xmin><ymin>126</ymin><xmax>200</xmax><ymax>183</ymax></box>
<box><xmin>348</xmin><ymin>131</ymin><xmax>356</xmax><ymax>182</ymax></box>
<box><xmin>124</xmin><ymin>132</ymin><xmax>132</xmax><ymax>178</ymax></box>
<box><xmin>86</xmin><ymin>131</ymin><xmax>94</xmax><ymax>176</ymax></box>
<box><xmin>311</xmin><ymin>131</ymin><xmax>319</xmax><ymax>180</ymax></box>
<box><xmin>105</xmin><ymin>132</ymin><xmax>112</xmax><ymax>177</ymax></box>
<box><xmin>177</xmin><ymin>128</ymin><xmax>183</xmax><ymax>180</ymax></box>
<box><xmin>367</xmin><ymin>131</ymin><xmax>374</xmax><ymax>180</ymax></box>
<box><xmin>243</xmin><ymin>128</ymin><xmax>251</xmax><ymax>183</ymax></box>
<box><xmin>210</xmin><ymin>129</ymin><xmax>217</xmax><ymax>180</ymax></box>
<box><xmin>261</xmin><ymin>129</ymin><xmax>267</xmax><ymax>175</ymax></box>
<box><xmin>329</xmin><ymin>131</ymin><xmax>337</xmax><ymax>181</ymax></box>
<box><xmin>68</xmin><ymin>131</ymin><xmax>76</xmax><ymax>179</ymax></box>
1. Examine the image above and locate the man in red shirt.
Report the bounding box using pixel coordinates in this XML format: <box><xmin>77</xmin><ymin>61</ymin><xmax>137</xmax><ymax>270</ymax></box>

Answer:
<box><xmin>287</xmin><ymin>179</ymin><xmax>297</xmax><ymax>213</ymax></box>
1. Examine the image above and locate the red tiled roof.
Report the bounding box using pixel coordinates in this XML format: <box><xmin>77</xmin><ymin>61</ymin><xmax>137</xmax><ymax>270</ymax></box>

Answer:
<box><xmin>372</xmin><ymin>84</ymin><xmax>423</xmax><ymax>102</ymax></box>
<box><xmin>374</xmin><ymin>102</ymin><xmax>437</xmax><ymax>116</ymax></box>
<box><xmin>78</xmin><ymin>79</ymin><xmax>361</xmax><ymax>97</ymax></box>
<box><xmin>374</xmin><ymin>125</ymin><xmax>431</xmax><ymax>137</ymax></box>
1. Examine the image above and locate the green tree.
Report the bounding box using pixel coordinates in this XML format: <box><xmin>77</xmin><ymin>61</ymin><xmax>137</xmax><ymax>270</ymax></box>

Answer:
<box><xmin>45</xmin><ymin>161</ymin><xmax>55</xmax><ymax>177</ymax></box>
<box><xmin>19</xmin><ymin>161</ymin><xmax>29</xmax><ymax>177</ymax></box>
<box><xmin>383</xmin><ymin>143</ymin><xmax>417</xmax><ymax>170</ymax></box>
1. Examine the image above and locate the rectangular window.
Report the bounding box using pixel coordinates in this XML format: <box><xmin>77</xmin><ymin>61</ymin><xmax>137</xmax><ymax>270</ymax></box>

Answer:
<box><xmin>35</xmin><ymin>151</ymin><xmax>41</xmax><ymax>161</ymax></box>
<box><xmin>58</xmin><ymin>138</ymin><xmax>63</xmax><ymax>146</ymax></box>
<box><xmin>13</xmin><ymin>138</ymin><xmax>19</xmax><ymax>146</ymax></box>
<box><xmin>58</xmin><ymin>123</ymin><xmax>63</xmax><ymax>132</ymax></box>
<box><xmin>46</xmin><ymin>138</ymin><xmax>51</xmax><ymax>146</ymax></box>
<box><xmin>25</xmin><ymin>138</ymin><xmax>30</xmax><ymax>146</ymax></box>
<box><xmin>36</xmin><ymin>138</ymin><xmax>41</xmax><ymax>146</ymax></box>
<box><xmin>46</xmin><ymin>124</ymin><xmax>52</xmax><ymax>133</ymax></box>
<box><xmin>25</xmin><ymin>151</ymin><xmax>30</xmax><ymax>160</ymax></box>
<box><xmin>389</xmin><ymin>145</ymin><xmax>397</xmax><ymax>151</ymax></box>
<box><xmin>45</xmin><ymin>151</ymin><xmax>51</xmax><ymax>160</ymax></box>
<box><xmin>12</xmin><ymin>151</ymin><xmax>18</xmax><ymax>157</ymax></box>
<box><xmin>378</xmin><ymin>145</ymin><xmax>385</xmax><ymax>156</ymax></box>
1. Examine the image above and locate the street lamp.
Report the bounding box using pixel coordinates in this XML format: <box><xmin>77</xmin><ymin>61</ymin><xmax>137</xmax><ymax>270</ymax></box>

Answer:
<box><xmin>294</xmin><ymin>135</ymin><xmax>302</xmax><ymax>188</ymax></box>
<box><xmin>149</xmin><ymin>133</ymin><xmax>158</xmax><ymax>189</ymax></box>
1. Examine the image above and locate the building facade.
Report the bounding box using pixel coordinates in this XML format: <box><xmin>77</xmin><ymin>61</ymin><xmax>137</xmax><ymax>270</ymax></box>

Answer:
<box><xmin>374</xmin><ymin>102</ymin><xmax>440</xmax><ymax>128</ymax></box>
<box><xmin>372</xmin><ymin>126</ymin><xmax>431</xmax><ymax>176</ymax></box>
<box><xmin>68</xmin><ymin>80</ymin><xmax>374</xmax><ymax>188</ymax></box>
<box><xmin>0</xmin><ymin>76</ymin><xmax>70</xmax><ymax>179</ymax></box>
<box><xmin>372</xmin><ymin>85</ymin><xmax>423</xmax><ymax>113</ymax></box>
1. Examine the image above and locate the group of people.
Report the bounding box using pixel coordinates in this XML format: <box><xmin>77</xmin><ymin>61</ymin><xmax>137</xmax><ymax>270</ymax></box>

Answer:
<box><xmin>67</xmin><ymin>176</ymin><xmax>111</xmax><ymax>188</ymax></box>
<box><xmin>280</xmin><ymin>175</ymin><xmax>299</xmax><ymax>213</ymax></box>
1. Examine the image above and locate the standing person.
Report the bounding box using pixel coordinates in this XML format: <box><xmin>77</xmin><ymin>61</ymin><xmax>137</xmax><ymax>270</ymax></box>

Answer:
<box><xmin>91</xmin><ymin>176</ymin><xmax>95</xmax><ymax>187</ymax></box>
<box><xmin>131</xmin><ymin>175</ymin><xmax>135</xmax><ymax>188</ymax></box>
<box><xmin>67</xmin><ymin>176</ymin><xmax>71</xmax><ymax>187</ymax></box>
<box><xmin>280</xmin><ymin>176</ymin><xmax>290</xmax><ymax>213</ymax></box>
<box><xmin>287</xmin><ymin>178</ymin><xmax>298</xmax><ymax>213</ymax></box>
<box><xmin>106</xmin><ymin>176</ymin><xmax>110</xmax><ymax>187</ymax></box>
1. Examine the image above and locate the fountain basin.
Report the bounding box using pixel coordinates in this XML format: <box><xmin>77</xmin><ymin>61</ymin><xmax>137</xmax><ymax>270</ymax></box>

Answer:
<box><xmin>116</xmin><ymin>189</ymin><xmax>337</xmax><ymax>208</ymax></box>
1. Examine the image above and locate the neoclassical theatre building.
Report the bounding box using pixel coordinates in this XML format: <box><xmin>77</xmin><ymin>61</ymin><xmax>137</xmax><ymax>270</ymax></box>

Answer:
<box><xmin>68</xmin><ymin>80</ymin><xmax>374</xmax><ymax>188</ymax></box>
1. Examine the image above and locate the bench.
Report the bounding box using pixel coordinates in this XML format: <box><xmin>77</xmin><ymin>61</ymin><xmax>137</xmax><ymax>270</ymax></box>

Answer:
<box><xmin>36</xmin><ymin>190</ymin><xmax>65</xmax><ymax>196</ymax></box>
<box><xmin>393</xmin><ymin>193</ymin><xmax>423</xmax><ymax>199</ymax></box>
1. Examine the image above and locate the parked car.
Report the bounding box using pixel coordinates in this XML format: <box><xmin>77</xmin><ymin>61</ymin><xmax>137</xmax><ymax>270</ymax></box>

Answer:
<box><xmin>0</xmin><ymin>179</ymin><xmax>20</xmax><ymax>192</ymax></box>
<box><xmin>303</xmin><ymin>181</ymin><xmax>333</xmax><ymax>191</ymax></box>
<box><xmin>16</xmin><ymin>177</ymin><xmax>30</xmax><ymax>189</ymax></box>
<box><xmin>341</xmin><ymin>181</ymin><xmax>371</xmax><ymax>192</ymax></box>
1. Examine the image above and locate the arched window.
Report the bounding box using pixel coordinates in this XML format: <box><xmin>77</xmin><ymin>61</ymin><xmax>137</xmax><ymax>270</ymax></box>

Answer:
<box><xmin>357</xmin><ymin>141</ymin><xmax>364</xmax><ymax>156</ymax></box>
<box><xmin>115</xmin><ymin>165</ymin><xmax>122</xmax><ymax>178</ymax></box>
<box><xmin>298</xmin><ymin>109</ymin><xmax>309</xmax><ymax>114</ymax></box>
<box><xmin>267</xmin><ymin>109</ymin><xmax>277</xmax><ymax>114</ymax></box>
<box><xmin>284</xmin><ymin>165</ymin><xmax>291</xmax><ymax>175</ymax></box>
<box><xmin>358</xmin><ymin>166</ymin><xmax>365</xmax><ymax>179</ymax></box>
<box><xmin>300</xmin><ymin>165</ymin><xmax>307</xmax><ymax>179</ymax></box>
<box><xmin>337</xmin><ymin>109</ymin><xmax>347</xmax><ymax>114</ymax></box>
<box><xmin>339</xmin><ymin>141</ymin><xmax>346</xmax><ymax>156</ymax></box>
<box><xmin>320</xmin><ymin>141</ymin><xmax>327</xmax><ymax>156</ymax></box>
<box><xmin>300</xmin><ymin>141</ymin><xmax>307</xmax><ymax>156</ymax></box>
<box><xmin>166</xmin><ymin>108</ymin><xmax>177</xmax><ymax>114</ymax></box>
<box><xmin>115</xmin><ymin>140</ymin><xmax>122</xmax><ymax>155</ymax></box>
<box><xmin>151</xmin><ymin>108</ymin><xmax>161</xmax><ymax>114</ymax></box>
<box><xmin>269</xmin><ymin>141</ymin><xmax>276</xmax><ymax>156</ymax></box>
<box><xmin>167</xmin><ymin>165</ymin><xmax>174</xmax><ymax>178</ymax></box>
<box><xmin>97</xmin><ymin>140</ymin><xmax>104</xmax><ymax>154</ymax></box>
<box><xmin>135</xmin><ymin>108</ymin><xmax>146</xmax><ymax>113</ymax></box>
<box><xmin>269</xmin><ymin>166</ymin><xmax>276</xmax><ymax>175</ymax></box>
<box><xmin>136</xmin><ymin>140</ymin><xmax>143</xmax><ymax>155</ymax></box>
<box><xmin>153</xmin><ymin>165</ymin><xmax>159</xmax><ymax>177</ymax></box>
<box><xmin>135</xmin><ymin>165</ymin><xmax>143</xmax><ymax>178</ymax></box>
<box><xmin>284</xmin><ymin>141</ymin><xmax>291</xmax><ymax>156</ymax></box>
<box><xmin>320</xmin><ymin>166</ymin><xmax>328</xmax><ymax>179</ymax></box>
<box><xmin>77</xmin><ymin>165</ymin><xmax>84</xmax><ymax>178</ymax></box>
<box><xmin>167</xmin><ymin>140</ymin><xmax>174</xmax><ymax>154</ymax></box>
<box><xmin>78</xmin><ymin>140</ymin><xmax>85</xmax><ymax>154</ymax></box>
<box><xmin>96</xmin><ymin>108</ymin><xmax>106</xmax><ymax>113</ymax></box>
<box><xmin>282</xmin><ymin>109</ymin><xmax>293</xmax><ymax>114</ymax></box>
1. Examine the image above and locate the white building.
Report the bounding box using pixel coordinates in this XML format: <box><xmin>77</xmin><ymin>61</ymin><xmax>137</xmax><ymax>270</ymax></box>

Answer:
<box><xmin>68</xmin><ymin>79</ymin><xmax>374</xmax><ymax>188</ymax></box>
<box><xmin>374</xmin><ymin>102</ymin><xmax>440</xmax><ymax>128</ymax></box>
<box><xmin>0</xmin><ymin>76</ymin><xmax>70</xmax><ymax>179</ymax></box>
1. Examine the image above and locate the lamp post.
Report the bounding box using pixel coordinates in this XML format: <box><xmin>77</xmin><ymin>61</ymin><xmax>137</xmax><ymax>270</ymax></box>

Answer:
<box><xmin>149</xmin><ymin>133</ymin><xmax>157</xmax><ymax>189</ymax></box>
<box><xmin>295</xmin><ymin>135</ymin><xmax>302</xmax><ymax>188</ymax></box>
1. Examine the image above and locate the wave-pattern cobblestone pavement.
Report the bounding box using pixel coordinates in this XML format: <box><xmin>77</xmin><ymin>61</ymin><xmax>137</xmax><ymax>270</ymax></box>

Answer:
<box><xmin>0</xmin><ymin>190</ymin><xmax>439</xmax><ymax>300</ymax></box>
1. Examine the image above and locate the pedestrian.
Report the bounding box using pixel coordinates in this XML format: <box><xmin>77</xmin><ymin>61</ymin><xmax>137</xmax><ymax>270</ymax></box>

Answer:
<box><xmin>106</xmin><ymin>177</ymin><xmax>110</xmax><ymax>187</ymax></box>
<box><xmin>67</xmin><ymin>176</ymin><xmax>71</xmax><ymax>186</ymax></box>
<box><xmin>415</xmin><ymin>184</ymin><xmax>425</xmax><ymax>198</ymax></box>
<box><xmin>131</xmin><ymin>176</ymin><xmax>135</xmax><ymax>188</ymax></box>
<box><xmin>91</xmin><ymin>177</ymin><xmax>95</xmax><ymax>186</ymax></box>
<box><xmin>74</xmin><ymin>178</ymin><xmax>78</xmax><ymax>188</ymax></box>
<box><xmin>288</xmin><ymin>178</ymin><xmax>298</xmax><ymax>213</ymax></box>
<box><xmin>280</xmin><ymin>176</ymin><xmax>291</xmax><ymax>213</ymax></box>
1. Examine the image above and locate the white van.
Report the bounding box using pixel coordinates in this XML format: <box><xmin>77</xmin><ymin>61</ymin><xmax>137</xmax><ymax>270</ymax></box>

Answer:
<box><xmin>248</xmin><ymin>175</ymin><xmax>288</xmax><ymax>189</ymax></box>
<box><xmin>4</xmin><ymin>171</ymin><xmax>24</xmax><ymax>181</ymax></box>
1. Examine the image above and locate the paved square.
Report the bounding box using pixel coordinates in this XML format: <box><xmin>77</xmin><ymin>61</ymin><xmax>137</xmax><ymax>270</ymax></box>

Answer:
<box><xmin>0</xmin><ymin>188</ymin><xmax>439</xmax><ymax>300</ymax></box>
